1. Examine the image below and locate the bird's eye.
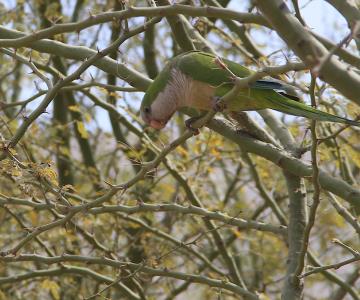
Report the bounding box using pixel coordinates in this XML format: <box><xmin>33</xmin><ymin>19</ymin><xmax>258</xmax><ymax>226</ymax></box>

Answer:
<box><xmin>144</xmin><ymin>107</ymin><xmax>151</xmax><ymax>114</ymax></box>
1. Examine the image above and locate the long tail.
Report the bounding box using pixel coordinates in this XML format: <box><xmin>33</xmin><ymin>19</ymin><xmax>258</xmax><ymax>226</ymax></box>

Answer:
<box><xmin>264</xmin><ymin>93</ymin><xmax>360</xmax><ymax>127</ymax></box>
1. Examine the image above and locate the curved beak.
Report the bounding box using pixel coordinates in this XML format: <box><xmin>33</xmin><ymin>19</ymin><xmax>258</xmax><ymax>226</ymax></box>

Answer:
<box><xmin>141</xmin><ymin>110</ymin><xmax>167</xmax><ymax>130</ymax></box>
<box><xmin>149</xmin><ymin>119</ymin><xmax>166</xmax><ymax>129</ymax></box>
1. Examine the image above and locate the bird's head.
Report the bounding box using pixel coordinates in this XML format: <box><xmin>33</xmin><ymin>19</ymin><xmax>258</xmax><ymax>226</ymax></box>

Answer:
<box><xmin>140</xmin><ymin>95</ymin><xmax>173</xmax><ymax>130</ymax></box>
<box><xmin>140</xmin><ymin>65</ymin><xmax>179</xmax><ymax>130</ymax></box>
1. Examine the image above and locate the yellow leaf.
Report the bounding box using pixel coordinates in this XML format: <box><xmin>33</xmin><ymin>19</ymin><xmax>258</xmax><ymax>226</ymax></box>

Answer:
<box><xmin>147</xmin><ymin>257</ymin><xmax>158</xmax><ymax>268</ymax></box>
<box><xmin>289</xmin><ymin>124</ymin><xmax>300</xmax><ymax>137</ymax></box>
<box><xmin>87</xmin><ymin>166</ymin><xmax>98</xmax><ymax>176</ymax></box>
<box><xmin>84</xmin><ymin>112</ymin><xmax>92</xmax><ymax>123</ymax></box>
<box><xmin>7</xmin><ymin>147</ymin><xmax>17</xmax><ymax>156</ymax></box>
<box><xmin>177</xmin><ymin>146</ymin><xmax>189</xmax><ymax>159</ymax></box>
<box><xmin>157</xmin><ymin>183</ymin><xmax>174</xmax><ymax>195</ymax></box>
<box><xmin>0</xmin><ymin>289</ymin><xmax>6</xmax><ymax>300</ymax></box>
<box><xmin>10</xmin><ymin>168</ymin><xmax>22</xmax><ymax>177</ymax></box>
<box><xmin>162</xmin><ymin>257</ymin><xmax>176</xmax><ymax>269</ymax></box>
<box><xmin>346</xmin><ymin>146</ymin><xmax>360</xmax><ymax>169</ymax></box>
<box><xmin>210</xmin><ymin>147</ymin><xmax>220</xmax><ymax>159</ymax></box>
<box><xmin>128</xmin><ymin>222</ymin><xmax>141</xmax><ymax>229</ymax></box>
<box><xmin>41</xmin><ymin>279</ymin><xmax>60</xmax><ymax>300</ymax></box>
<box><xmin>28</xmin><ymin>210</ymin><xmax>39</xmax><ymax>226</ymax></box>
<box><xmin>39</xmin><ymin>166</ymin><xmax>58</xmax><ymax>186</ymax></box>
<box><xmin>231</xmin><ymin>228</ymin><xmax>242</xmax><ymax>238</ymax></box>
<box><xmin>346</xmin><ymin>102</ymin><xmax>360</xmax><ymax>118</ymax></box>
<box><xmin>76</xmin><ymin>121</ymin><xmax>89</xmax><ymax>139</ymax></box>
<box><xmin>126</xmin><ymin>199</ymin><xmax>138</xmax><ymax>206</ymax></box>
<box><xmin>59</xmin><ymin>146</ymin><xmax>71</xmax><ymax>157</ymax></box>
<box><xmin>258</xmin><ymin>292</ymin><xmax>271</xmax><ymax>300</ymax></box>
<box><xmin>68</xmin><ymin>105</ymin><xmax>81</xmax><ymax>112</ymax></box>
<box><xmin>62</xmin><ymin>184</ymin><xmax>76</xmax><ymax>192</ymax></box>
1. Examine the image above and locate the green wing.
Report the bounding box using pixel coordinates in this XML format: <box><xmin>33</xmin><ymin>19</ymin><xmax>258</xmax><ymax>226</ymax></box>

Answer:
<box><xmin>176</xmin><ymin>51</ymin><xmax>252</xmax><ymax>86</ymax></box>
<box><xmin>176</xmin><ymin>51</ymin><xmax>360</xmax><ymax>127</ymax></box>
<box><xmin>141</xmin><ymin>62</ymin><xmax>172</xmax><ymax>110</ymax></box>
<box><xmin>176</xmin><ymin>51</ymin><xmax>289</xmax><ymax>91</ymax></box>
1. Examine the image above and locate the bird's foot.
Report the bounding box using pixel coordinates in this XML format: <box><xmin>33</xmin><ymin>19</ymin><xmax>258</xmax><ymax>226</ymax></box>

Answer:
<box><xmin>212</xmin><ymin>96</ymin><xmax>227</xmax><ymax>112</ymax></box>
<box><xmin>185</xmin><ymin>117</ymin><xmax>201</xmax><ymax>135</ymax></box>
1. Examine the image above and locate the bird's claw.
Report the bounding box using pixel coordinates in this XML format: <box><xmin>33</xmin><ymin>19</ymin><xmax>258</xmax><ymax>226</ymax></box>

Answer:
<box><xmin>212</xmin><ymin>96</ymin><xmax>226</xmax><ymax>112</ymax></box>
<box><xmin>185</xmin><ymin>117</ymin><xmax>200</xmax><ymax>135</ymax></box>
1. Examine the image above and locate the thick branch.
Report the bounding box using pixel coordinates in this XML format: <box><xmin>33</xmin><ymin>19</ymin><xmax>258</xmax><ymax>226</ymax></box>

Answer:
<box><xmin>0</xmin><ymin>257</ymin><xmax>260</xmax><ymax>299</ymax></box>
<box><xmin>256</xmin><ymin>0</ymin><xmax>360</xmax><ymax>106</ymax></box>
<box><xmin>0</xmin><ymin>26</ymin><xmax>151</xmax><ymax>91</ymax></box>
<box><xmin>89</xmin><ymin>203</ymin><xmax>287</xmax><ymax>235</ymax></box>
<box><xmin>207</xmin><ymin>119</ymin><xmax>360</xmax><ymax>212</ymax></box>
<box><xmin>0</xmin><ymin>5</ymin><xmax>267</xmax><ymax>48</ymax></box>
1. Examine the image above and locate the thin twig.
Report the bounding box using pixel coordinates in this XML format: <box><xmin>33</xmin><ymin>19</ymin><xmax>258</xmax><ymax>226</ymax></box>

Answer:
<box><xmin>294</xmin><ymin>75</ymin><xmax>321</xmax><ymax>280</ymax></box>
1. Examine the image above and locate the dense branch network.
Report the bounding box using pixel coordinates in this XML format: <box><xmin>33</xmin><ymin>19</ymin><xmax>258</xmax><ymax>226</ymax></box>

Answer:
<box><xmin>0</xmin><ymin>1</ymin><xmax>359</xmax><ymax>299</ymax></box>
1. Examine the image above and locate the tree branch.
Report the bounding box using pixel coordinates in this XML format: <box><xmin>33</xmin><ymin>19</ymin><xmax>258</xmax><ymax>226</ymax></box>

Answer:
<box><xmin>255</xmin><ymin>0</ymin><xmax>360</xmax><ymax>106</ymax></box>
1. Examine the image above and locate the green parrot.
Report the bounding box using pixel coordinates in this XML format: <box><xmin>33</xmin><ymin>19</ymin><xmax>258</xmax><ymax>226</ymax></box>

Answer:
<box><xmin>140</xmin><ymin>51</ymin><xmax>360</xmax><ymax>130</ymax></box>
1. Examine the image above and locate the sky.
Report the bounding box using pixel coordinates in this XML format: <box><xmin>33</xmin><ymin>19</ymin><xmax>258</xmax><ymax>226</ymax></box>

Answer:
<box><xmin>228</xmin><ymin>0</ymin><xmax>349</xmax><ymax>40</ymax></box>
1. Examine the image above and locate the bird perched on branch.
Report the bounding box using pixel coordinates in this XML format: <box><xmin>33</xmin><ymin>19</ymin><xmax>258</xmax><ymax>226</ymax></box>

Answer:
<box><xmin>140</xmin><ymin>51</ymin><xmax>360</xmax><ymax>130</ymax></box>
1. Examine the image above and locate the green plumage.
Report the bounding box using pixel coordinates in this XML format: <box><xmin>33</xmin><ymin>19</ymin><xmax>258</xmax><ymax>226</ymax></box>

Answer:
<box><xmin>141</xmin><ymin>51</ymin><xmax>360</xmax><ymax>128</ymax></box>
